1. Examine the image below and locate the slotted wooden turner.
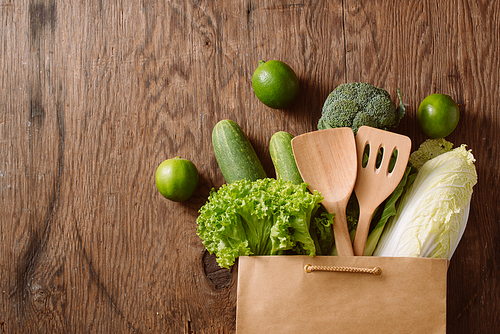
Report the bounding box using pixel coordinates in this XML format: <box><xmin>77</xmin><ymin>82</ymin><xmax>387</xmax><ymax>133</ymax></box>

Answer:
<box><xmin>291</xmin><ymin>128</ymin><xmax>357</xmax><ymax>256</ymax></box>
<box><xmin>352</xmin><ymin>126</ymin><xmax>412</xmax><ymax>256</ymax></box>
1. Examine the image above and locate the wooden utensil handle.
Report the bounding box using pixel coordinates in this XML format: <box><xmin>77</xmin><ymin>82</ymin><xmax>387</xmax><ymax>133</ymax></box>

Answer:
<box><xmin>329</xmin><ymin>206</ymin><xmax>354</xmax><ymax>256</ymax></box>
<box><xmin>353</xmin><ymin>211</ymin><xmax>374</xmax><ymax>256</ymax></box>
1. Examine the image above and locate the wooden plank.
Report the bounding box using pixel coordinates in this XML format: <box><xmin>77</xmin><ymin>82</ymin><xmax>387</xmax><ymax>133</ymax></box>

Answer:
<box><xmin>0</xmin><ymin>0</ymin><xmax>498</xmax><ymax>333</ymax></box>
<box><xmin>343</xmin><ymin>1</ymin><xmax>500</xmax><ymax>333</ymax></box>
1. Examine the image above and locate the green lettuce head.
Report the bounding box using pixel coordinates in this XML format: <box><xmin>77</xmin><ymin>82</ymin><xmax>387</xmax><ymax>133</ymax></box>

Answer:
<box><xmin>196</xmin><ymin>178</ymin><xmax>333</xmax><ymax>268</ymax></box>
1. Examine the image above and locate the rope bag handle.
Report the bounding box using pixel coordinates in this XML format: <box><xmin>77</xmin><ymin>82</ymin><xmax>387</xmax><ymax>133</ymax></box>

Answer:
<box><xmin>304</xmin><ymin>264</ymin><xmax>382</xmax><ymax>276</ymax></box>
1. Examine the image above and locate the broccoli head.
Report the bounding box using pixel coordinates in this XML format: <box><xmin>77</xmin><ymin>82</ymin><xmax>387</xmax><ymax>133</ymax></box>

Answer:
<box><xmin>317</xmin><ymin>82</ymin><xmax>405</xmax><ymax>134</ymax></box>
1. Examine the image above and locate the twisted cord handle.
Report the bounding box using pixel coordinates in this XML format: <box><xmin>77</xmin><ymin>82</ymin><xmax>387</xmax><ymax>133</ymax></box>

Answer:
<box><xmin>304</xmin><ymin>264</ymin><xmax>382</xmax><ymax>276</ymax></box>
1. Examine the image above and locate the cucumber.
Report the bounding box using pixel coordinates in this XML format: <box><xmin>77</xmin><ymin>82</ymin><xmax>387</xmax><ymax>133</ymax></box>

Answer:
<box><xmin>212</xmin><ymin>119</ymin><xmax>267</xmax><ymax>183</ymax></box>
<box><xmin>269</xmin><ymin>131</ymin><xmax>304</xmax><ymax>185</ymax></box>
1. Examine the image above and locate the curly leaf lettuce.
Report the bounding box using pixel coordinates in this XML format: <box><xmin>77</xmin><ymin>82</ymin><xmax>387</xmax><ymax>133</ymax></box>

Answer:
<box><xmin>373</xmin><ymin>145</ymin><xmax>477</xmax><ymax>260</ymax></box>
<box><xmin>196</xmin><ymin>178</ymin><xmax>333</xmax><ymax>268</ymax></box>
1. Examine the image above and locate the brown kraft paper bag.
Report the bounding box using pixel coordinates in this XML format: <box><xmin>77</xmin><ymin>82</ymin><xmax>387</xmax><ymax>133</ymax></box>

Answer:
<box><xmin>236</xmin><ymin>255</ymin><xmax>448</xmax><ymax>334</ymax></box>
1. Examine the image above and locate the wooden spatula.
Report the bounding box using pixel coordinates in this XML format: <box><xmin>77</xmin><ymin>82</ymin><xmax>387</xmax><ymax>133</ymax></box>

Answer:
<box><xmin>352</xmin><ymin>126</ymin><xmax>412</xmax><ymax>256</ymax></box>
<box><xmin>291</xmin><ymin>128</ymin><xmax>357</xmax><ymax>256</ymax></box>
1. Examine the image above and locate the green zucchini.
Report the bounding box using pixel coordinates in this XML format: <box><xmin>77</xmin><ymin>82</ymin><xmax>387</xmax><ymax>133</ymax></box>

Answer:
<box><xmin>269</xmin><ymin>131</ymin><xmax>304</xmax><ymax>184</ymax></box>
<box><xmin>212</xmin><ymin>119</ymin><xmax>267</xmax><ymax>183</ymax></box>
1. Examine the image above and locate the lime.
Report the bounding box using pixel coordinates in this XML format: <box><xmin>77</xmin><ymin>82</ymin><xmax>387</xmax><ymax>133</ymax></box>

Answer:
<box><xmin>417</xmin><ymin>94</ymin><xmax>460</xmax><ymax>138</ymax></box>
<box><xmin>252</xmin><ymin>60</ymin><xmax>299</xmax><ymax>109</ymax></box>
<box><xmin>155</xmin><ymin>157</ymin><xmax>199</xmax><ymax>202</ymax></box>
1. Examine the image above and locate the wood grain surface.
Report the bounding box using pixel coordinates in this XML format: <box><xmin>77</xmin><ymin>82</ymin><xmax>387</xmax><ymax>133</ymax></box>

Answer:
<box><xmin>1</xmin><ymin>0</ymin><xmax>498</xmax><ymax>333</ymax></box>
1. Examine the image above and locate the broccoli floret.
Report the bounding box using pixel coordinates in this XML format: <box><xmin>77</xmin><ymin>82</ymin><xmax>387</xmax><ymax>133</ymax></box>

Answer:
<box><xmin>409</xmin><ymin>138</ymin><xmax>454</xmax><ymax>170</ymax></box>
<box><xmin>317</xmin><ymin>82</ymin><xmax>405</xmax><ymax>134</ymax></box>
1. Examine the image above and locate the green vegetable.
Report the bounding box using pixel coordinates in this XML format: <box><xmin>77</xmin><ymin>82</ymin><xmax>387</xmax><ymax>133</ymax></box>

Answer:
<box><xmin>363</xmin><ymin>164</ymin><xmax>418</xmax><ymax>255</ymax></box>
<box><xmin>269</xmin><ymin>131</ymin><xmax>304</xmax><ymax>184</ymax></box>
<box><xmin>317</xmin><ymin>82</ymin><xmax>405</xmax><ymax>134</ymax></box>
<box><xmin>373</xmin><ymin>145</ymin><xmax>477</xmax><ymax>259</ymax></box>
<box><xmin>363</xmin><ymin>138</ymin><xmax>454</xmax><ymax>255</ymax></box>
<box><xmin>310</xmin><ymin>213</ymin><xmax>335</xmax><ymax>255</ymax></box>
<box><xmin>196</xmin><ymin>178</ymin><xmax>333</xmax><ymax>268</ymax></box>
<box><xmin>409</xmin><ymin>138</ymin><xmax>454</xmax><ymax>170</ymax></box>
<box><xmin>212</xmin><ymin>119</ymin><xmax>267</xmax><ymax>183</ymax></box>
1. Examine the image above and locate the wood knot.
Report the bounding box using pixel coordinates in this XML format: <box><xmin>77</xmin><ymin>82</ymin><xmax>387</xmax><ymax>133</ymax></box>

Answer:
<box><xmin>29</xmin><ymin>282</ymin><xmax>49</xmax><ymax>310</ymax></box>
<box><xmin>202</xmin><ymin>251</ymin><xmax>232</xmax><ymax>290</ymax></box>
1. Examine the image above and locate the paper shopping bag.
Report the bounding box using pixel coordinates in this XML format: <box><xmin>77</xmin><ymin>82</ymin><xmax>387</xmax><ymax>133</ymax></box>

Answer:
<box><xmin>236</xmin><ymin>255</ymin><xmax>448</xmax><ymax>334</ymax></box>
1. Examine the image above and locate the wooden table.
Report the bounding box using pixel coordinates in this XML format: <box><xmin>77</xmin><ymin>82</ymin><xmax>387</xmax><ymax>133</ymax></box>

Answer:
<box><xmin>1</xmin><ymin>1</ymin><xmax>498</xmax><ymax>333</ymax></box>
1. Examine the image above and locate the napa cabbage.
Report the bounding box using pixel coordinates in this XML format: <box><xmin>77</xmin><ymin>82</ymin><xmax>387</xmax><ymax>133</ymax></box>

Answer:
<box><xmin>373</xmin><ymin>145</ymin><xmax>477</xmax><ymax>259</ymax></box>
